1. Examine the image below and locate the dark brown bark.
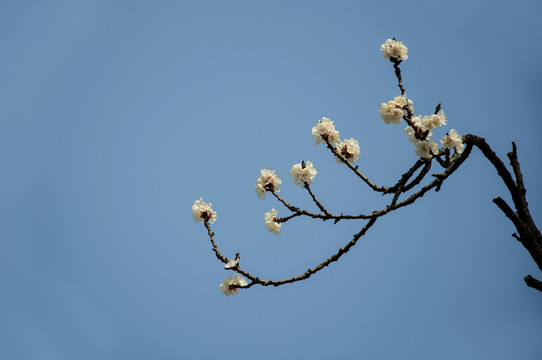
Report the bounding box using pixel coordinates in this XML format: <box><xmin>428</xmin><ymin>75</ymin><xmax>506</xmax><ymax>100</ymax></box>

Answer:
<box><xmin>464</xmin><ymin>135</ymin><xmax>542</xmax><ymax>291</ymax></box>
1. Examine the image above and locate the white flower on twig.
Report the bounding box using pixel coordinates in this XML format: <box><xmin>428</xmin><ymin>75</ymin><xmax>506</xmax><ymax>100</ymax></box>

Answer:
<box><xmin>421</xmin><ymin>111</ymin><xmax>447</xmax><ymax>132</ymax></box>
<box><xmin>264</xmin><ymin>209</ymin><xmax>281</xmax><ymax>234</ymax></box>
<box><xmin>405</xmin><ymin>124</ymin><xmax>417</xmax><ymax>143</ymax></box>
<box><xmin>225</xmin><ymin>258</ymin><xmax>239</xmax><ymax>269</ymax></box>
<box><xmin>255</xmin><ymin>169</ymin><xmax>281</xmax><ymax>199</ymax></box>
<box><xmin>312</xmin><ymin>117</ymin><xmax>341</xmax><ymax>146</ymax></box>
<box><xmin>192</xmin><ymin>198</ymin><xmax>217</xmax><ymax>224</ymax></box>
<box><xmin>414</xmin><ymin>139</ymin><xmax>438</xmax><ymax>159</ymax></box>
<box><xmin>289</xmin><ymin>161</ymin><xmax>318</xmax><ymax>186</ymax></box>
<box><xmin>405</xmin><ymin>115</ymin><xmax>432</xmax><ymax>142</ymax></box>
<box><xmin>379</xmin><ymin>95</ymin><xmax>413</xmax><ymax>124</ymax></box>
<box><xmin>381</xmin><ymin>39</ymin><xmax>408</xmax><ymax>61</ymax></box>
<box><xmin>336</xmin><ymin>138</ymin><xmax>361</xmax><ymax>164</ymax></box>
<box><xmin>440</xmin><ymin>129</ymin><xmax>464</xmax><ymax>154</ymax></box>
<box><xmin>219</xmin><ymin>274</ymin><xmax>248</xmax><ymax>296</ymax></box>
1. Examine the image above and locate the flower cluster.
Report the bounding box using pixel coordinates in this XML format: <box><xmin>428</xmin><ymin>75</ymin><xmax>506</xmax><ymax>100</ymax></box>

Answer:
<box><xmin>377</xmin><ymin>39</ymin><xmax>463</xmax><ymax>158</ymax></box>
<box><xmin>404</xmin><ymin>115</ymin><xmax>438</xmax><ymax>159</ymax></box>
<box><xmin>289</xmin><ymin>161</ymin><xmax>318</xmax><ymax>186</ymax></box>
<box><xmin>381</xmin><ymin>38</ymin><xmax>408</xmax><ymax>61</ymax></box>
<box><xmin>336</xmin><ymin>138</ymin><xmax>360</xmax><ymax>164</ymax></box>
<box><xmin>414</xmin><ymin>139</ymin><xmax>438</xmax><ymax>158</ymax></box>
<box><xmin>402</xmin><ymin>110</ymin><xmax>462</xmax><ymax>158</ymax></box>
<box><xmin>404</xmin><ymin>119</ymin><xmax>419</xmax><ymax>142</ymax></box>
<box><xmin>422</xmin><ymin>111</ymin><xmax>447</xmax><ymax>129</ymax></box>
<box><xmin>312</xmin><ymin>117</ymin><xmax>341</xmax><ymax>146</ymax></box>
<box><xmin>440</xmin><ymin>129</ymin><xmax>465</xmax><ymax>154</ymax></box>
<box><xmin>379</xmin><ymin>95</ymin><xmax>414</xmax><ymax>124</ymax></box>
<box><xmin>405</xmin><ymin>116</ymin><xmax>428</xmax><ymax>139</ymax></box>
<box><xmin>255</xmin><ymin>169</ymin><xmax>281</xmax><ymax>199</ymax></box>
<box><xmin>220</xmin><ymin>274</ymin><xmax>248</xmax><ymax>296</ymax></box>
<box><xmin>192</xmin><ymin>198</ymin><xmax>217</xmax><ymax>224</ymax></box>
<box><xmin>312</xmin><ymin>117</ymin><xmax>362</xmax><ymax>164</ymax></box>
<box><xmin>264</xmin><ymin>209</ymin><xmax>281</xmax><ymax>234</ymax></box>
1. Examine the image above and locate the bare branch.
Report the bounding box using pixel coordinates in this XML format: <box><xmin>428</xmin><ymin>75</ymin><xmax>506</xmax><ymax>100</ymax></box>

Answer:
<box><xmin>276</xmin><ymin>212</ymin><xmax>303</xmax><ymax>223</ymax></box>
<box><xmin>325</xmin><ymin>139</ymin><xmax>390</xmax><ymax>193</ymax></box>
<box><xmin>492</xmin><ymin>197</ymin><xmax>522</xmax><ymax>230</ymax></box>
<box><xmin>464</xmin><ymin>135</ymin><xmax>524</xmax><ymax>217</ymax></box>
<box><xmin>524</xmin><ymin>275</ymin><xmax>542</xmax><ymax>292</ymax></box>
<box><xmin>204</xmin><ymin>221</ymin><xmax>228</xmax><ymax>265</ymax></box>
<box><xmin>304</xmin><ymin>183</ymin><xmax>331</xmax><ymax>216</ymax></box>
<box><xmin>391</xmin><ymin>58</ymin><xmax>405</xmax><ymax>95</ymax></box>
<box><xmin>270</xmin><ymin>190</ymin><xmax>299</xmax><ymax>213</ymax></box>
<box><xmin>240</xmin><ymin>217</ymin><xmax>378</xmax><ymax>288</ymax></box>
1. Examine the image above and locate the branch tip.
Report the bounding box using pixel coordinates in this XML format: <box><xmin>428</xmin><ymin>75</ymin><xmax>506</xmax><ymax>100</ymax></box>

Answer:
<box><xmin>524</xmin><ymin>275</ymin><xmax>542</xmax><ymax>292</ymax></box>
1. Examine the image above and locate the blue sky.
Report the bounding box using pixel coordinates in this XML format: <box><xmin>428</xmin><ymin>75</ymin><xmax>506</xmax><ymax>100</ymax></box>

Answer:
<box><xmin>1</xmin><ymin>1</ymin><xmax>541</xmax><ymax>359</ymax></box>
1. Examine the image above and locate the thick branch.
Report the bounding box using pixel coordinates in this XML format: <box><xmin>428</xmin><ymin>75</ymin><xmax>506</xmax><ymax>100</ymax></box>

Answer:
<box><xmin>464</xmin><ymin>135</ymin><xmax>525</xmax><ymax>218</ymax></box>
<box><xmin>492</xmin><ymin>197</ymin><xmax>523</xmax><ymax>230</ymax></box>
<box><xmin>508</xmin><ymin>142</ymin><xmax>526</xmax><ymax>196</ymax></box>
<box><xmin>524</xmin><ymin>275</ymin><xmax>542</xmax><ymax>292</ymax></box>
<box><xmin>464</xmin><ymin>135</ymin><xmax>542</xmax><ymax>279</ymax></box>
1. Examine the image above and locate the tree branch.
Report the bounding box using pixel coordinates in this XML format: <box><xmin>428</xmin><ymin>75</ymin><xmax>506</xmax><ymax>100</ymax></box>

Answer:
<box><xmin>391</xmin><ymin>58</ymin><xmax>405</xmax><ymax>95</ymax></box>
<box><xmin>197</xmin><ymin>40</ymin><xmax>542</xmax><ymax>295</ymax></box>
<box><xmin>464</xmin><ymin>135</ymin><xmax>542</xmax><ymax>278</ymax></box>
<box><xmin>524</xmin><ymin>275</ymin><xmax>542</xmax><ymax>292</ymax></box>
<box><xmin>204</xmin><ymin>217</ymin><xmax>378</xmax><ymax>289</ymax></box>
<box><xmin>304</xmin><ymin>183</ymin><xmax>331</xmax><ymax>217</ymax></box>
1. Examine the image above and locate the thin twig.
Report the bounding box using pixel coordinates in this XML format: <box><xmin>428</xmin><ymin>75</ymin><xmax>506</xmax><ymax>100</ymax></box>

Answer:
<box><xmin>304</xmin><ymin>183</ymin><xmax>331</xmax><ymax>216</ymax></box>
<box><xmin>325</xmin><ymin>139</ymin><xmax>390</xmax><ymax>193</ymax></box>
<box><xmin>391</xmin><ymin>58</ymin><xmax>405</xmax><ymax>95</ymax></box>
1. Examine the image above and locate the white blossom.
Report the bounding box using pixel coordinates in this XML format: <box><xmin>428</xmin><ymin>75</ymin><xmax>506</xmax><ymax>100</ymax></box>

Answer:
<box><xmin>414</xmin><ymin>139</ymin><xmax>438</xmax><ymax>159</ymax></box>
<box><xmin>264</xmin><ymin>209</ymin><xmax>281</xmax><ymax>234</ymax></box>
<box><xmin>440</xmin><ymin>129</ymin><xmax>464</xmax><ymax>154</ymax></box>
<box><xmin>255</xmin><ymin>169</ymin><xmax>282</xmax><ymax>199</ymax></box>
<box><xmin>381</xmin><ymin>39</ymin><xmax>408</xmax><ymax>61</ymax></box>
<box><xmin>421</xmin><ymin>111</ymin><xmax>447</xmax><ymax>131</ymax></box>
<box><xmin>394</xmin><ymin>94</ymin><xmax>414</xmax><ymax>113</ymax></box>
<box><xmin>405</xmin><ymin>115</ymin><xmax>432</xmax><ymax>142</ymax></box>
<box><xmin>336</xmin><ymin>138</ymin><xmax>360</xmax><ymax>164</ymax></box>
<box><xmin>289</xmin><ymin>161</ymin><xmax>318</xmax><ymax>186</ymax></box>
<box><xmin>405</xmin><ymin>124</ymin><xmax>417</xmax><ymax>143</ymax></box>
<box><xmin>312</xmin><ymin>117</ymin><xmax>341</xmax><ymax>146</ymax></box>
<box><xmin>219</xmin><ymin>274</ymin><xmax>248</xmax><ymax>296</ymax></box>
<box><xmin>379</xmin><ymin>100</ymin><xmax>403</xmax><ymax>124</ymax></box>
<box><xmin>192</xmin><ymin>198</ymin><xmax>217</xmax><ymax>224</ymax></box>
<box><xmin>225</xmin><ymin>258</ymin><xmax>239</xmax><ymax>269</ymax></box>
<box><xmin>379</xmin><ymin>95</ymin><xmax>413</xmax><ymax>124</ymax></box>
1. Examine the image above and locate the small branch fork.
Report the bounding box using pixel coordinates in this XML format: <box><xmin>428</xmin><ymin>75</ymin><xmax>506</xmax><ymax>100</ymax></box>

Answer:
<box><xmin>199</xmin><ymin>45</ymin><xmax>541</xmax><ymax>293</ymax></box>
